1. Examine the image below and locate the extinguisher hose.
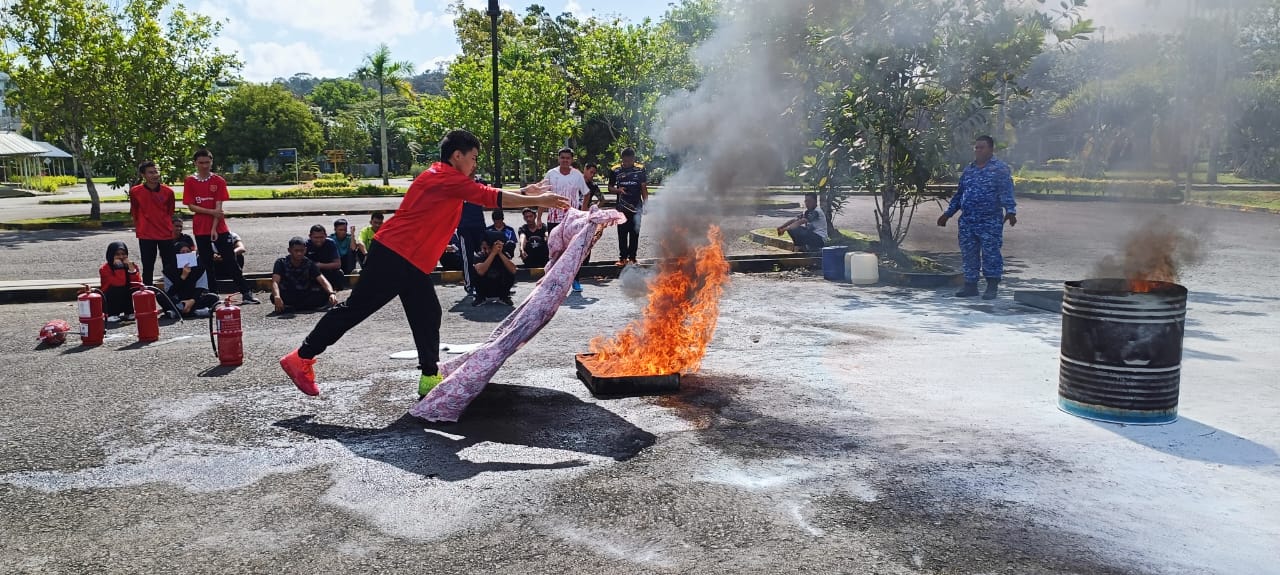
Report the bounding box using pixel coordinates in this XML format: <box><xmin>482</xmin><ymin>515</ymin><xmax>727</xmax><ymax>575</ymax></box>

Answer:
<box><xmin>209</xmin><ymin>302</ymin><xmax>220</xmax><ymax>356</ymax></box>
<box><xmin>147</xmin><ymin>286</ymin><xmax>183</xmax><ymax>325</ymax></box>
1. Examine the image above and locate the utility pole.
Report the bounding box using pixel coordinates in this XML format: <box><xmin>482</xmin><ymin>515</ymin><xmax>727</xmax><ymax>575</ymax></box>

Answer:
<box><xmin>488</xmin><ymin>0</ymin><xmax>502</xmax><ymax>187</ymax></box>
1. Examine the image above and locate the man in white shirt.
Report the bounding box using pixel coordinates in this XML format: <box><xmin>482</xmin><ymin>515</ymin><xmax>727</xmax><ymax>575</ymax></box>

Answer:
<box><xmin>541</xmin><ymin>147</ymin><xmax>591</xmax><ymax>230</ymax></box>
<box><xmin>542</xmin><ymin>147</ymin><xmax>592</xmax><ymax>293</ymax></box>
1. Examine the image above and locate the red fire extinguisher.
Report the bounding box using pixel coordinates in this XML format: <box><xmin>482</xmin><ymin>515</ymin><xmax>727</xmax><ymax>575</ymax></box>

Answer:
<box><xmin>132</xmin><ymin>283</ymin><xmax>160</xmax><ymax>342</ymax></box>
<box><xmin>210</xmin><ymin>296</ymin><xmax>243</xmax><ymax>366</ymax></box>
<box><xmin>77</xmin><ymin>284</ymin><xmax>105</xmax><ymax>346</ymax></box>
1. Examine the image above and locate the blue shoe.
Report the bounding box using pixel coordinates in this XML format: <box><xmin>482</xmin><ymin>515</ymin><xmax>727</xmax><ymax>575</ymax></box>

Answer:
<box><xmin>571</xmin><ymin>280</ymin><xmax>583</xmax><ymax>293</ymax></box>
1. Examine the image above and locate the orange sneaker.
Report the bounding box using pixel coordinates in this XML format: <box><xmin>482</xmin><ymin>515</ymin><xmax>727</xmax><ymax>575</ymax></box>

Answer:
<box><xmin>280</xmin><ymin>349</ymin><xmax>319</xmax><ymax>396</ymax></box>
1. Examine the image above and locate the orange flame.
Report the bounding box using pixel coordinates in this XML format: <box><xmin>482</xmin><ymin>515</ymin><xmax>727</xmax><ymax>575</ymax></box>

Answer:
<box><xmin>584</xmin><ymin>226</ymin><xmax>730</xmax><ymax>377</ymax></box>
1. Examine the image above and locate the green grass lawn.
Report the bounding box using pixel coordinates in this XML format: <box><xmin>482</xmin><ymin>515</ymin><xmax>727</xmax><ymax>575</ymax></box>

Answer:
<box><xmin>1191</xmin><ymin>190</ymin><xmax>1280</xmax><ymax>210</ymax></box>
<box><xmin>14</xmin><ymin>212</ymin><xmax>137</xmax><ymax>225</ymax></box>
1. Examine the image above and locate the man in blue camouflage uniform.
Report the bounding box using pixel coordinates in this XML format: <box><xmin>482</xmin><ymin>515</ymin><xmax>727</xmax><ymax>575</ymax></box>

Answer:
<box><xmin>937</xmin><ymin>135</ymin><xmax>1017</xmax><ymax>299</ymax></box>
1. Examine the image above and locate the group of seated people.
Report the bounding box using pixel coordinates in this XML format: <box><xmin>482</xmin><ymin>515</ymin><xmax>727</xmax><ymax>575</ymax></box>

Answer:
<box><xmin>98</xmin><ymin>215</ymin><xmax>240</xmax><ymax>322</ymax></box>
<box><xmin>270</xmin><ymin>213</ymin><xmax>383</xmax><ymax>313</ymax></box>
<box><xmin>438</xmin><ymin>207</ymin><xmax>552</xmax><ymax>307</ymax></box>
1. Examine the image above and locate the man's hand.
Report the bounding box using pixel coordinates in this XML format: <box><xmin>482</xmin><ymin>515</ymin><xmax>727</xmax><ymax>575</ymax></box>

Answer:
<box><xmin>445</xmin><ymin>244</ymin><xmax>457</xmax><ymax>253</ymax></box>
<box><xmin>209</xmin><ymin>230</ymin><xmax>218</xmax><ymax>241</ymax></box>
<box><xmin>521</xmin><ymin>179</ymin><xmax>551</xmax><ymax>195</ymax></box>
<box><xmin>775</xmin><ymin>226</ymin><xmax>786</xmax><ymax>236</ymax></box>
<box><xmin>937</xmin><ymin>214</ymin><xmax>949</xmax><ymax>227</ymax></box>
<box><xmin>520</xmin><ymin>249</ymin><xmax>527</xmax><ymax>259</ymax></box>
<box><xmin>181</xmin><ymin>264</ymin><xmax>191</xmax><ymax>279</ymax></box>
<box><xmin>494</xmin><ymin>240</ymin><xmax>505</xmax><ymax>252</ymax></box>
<box><xmin>1004</xmin><ymin>213</ymin><xmax>1017</xmax><ymax>227</ymax></box>
<box><xmin>327</xmin><ymin>292</ymin><xmax>339</xmax><ymax>306</ymax></box>
<box><xmin>535</xmin><ymin>192</ymin><xmax>571</xmax><ymax>211</ymax></box>
<box><xmin>213</xmin><ymin>252</ymin><xmax>223</xmax><ymax>262</ymax></box>
<box><xmin>274</xmin><ymin>298</ymin><xmax>285</xmax><ymax>313</ymax></box>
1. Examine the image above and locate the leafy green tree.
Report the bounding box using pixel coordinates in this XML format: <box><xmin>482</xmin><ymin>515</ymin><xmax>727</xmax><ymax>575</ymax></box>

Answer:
<box><xmin>800</xmin><ymin>0</ymin><xmax>1089</xmax><ymax>260</ymax></box>
<box><xmin>210</xmin><ymin>83</ymin><xmax>324</xmax><ymax>172</ymax></box>
<box><xmin>326</xmin><ymin>114</ymin><xmax>373</xmax><ymax>174</ymax></box>
<box><xmin>1</xmin><ymin>0</ymin><xmax>239</xmax><ymax>219</ymax></box>
<box><xmin>356</xmin><ymin>44</ymin><xmax>414</xmax><ymax>185</ymax></box>
<box><xmin>307</xmin><ymin>78</ymin><xmax>373</xmax><ymax>114</ymax></box>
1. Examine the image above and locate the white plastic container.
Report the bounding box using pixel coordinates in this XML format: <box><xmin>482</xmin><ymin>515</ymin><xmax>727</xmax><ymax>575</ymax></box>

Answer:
<box><xmin>846</xmin><ymin>252</ymin><xmax>879</xmax><ymax>285</ymax></box>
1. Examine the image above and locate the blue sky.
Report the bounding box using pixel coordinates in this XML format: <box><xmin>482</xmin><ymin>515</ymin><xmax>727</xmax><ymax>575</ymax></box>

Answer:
<box><xmin>195</xmin><ymin>0</ymin><xmax>675</xmax><ymax>82</ymax></box>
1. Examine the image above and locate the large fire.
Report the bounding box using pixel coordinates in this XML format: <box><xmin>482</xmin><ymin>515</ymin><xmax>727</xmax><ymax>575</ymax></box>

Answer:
<box><xmin>584</xmin><ymin>226</ymin><xmax>731</xmax><ymax>377</ymax></box>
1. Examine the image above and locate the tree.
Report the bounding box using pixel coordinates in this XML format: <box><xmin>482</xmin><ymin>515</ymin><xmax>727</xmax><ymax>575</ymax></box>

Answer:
<box><xmin>307</xmin><ymin>78</ymin><xmax>373</xmax><ymax>114</ymax></box>
<box><xmin>327</xmin><ymin>114</ymin><xmax>373</xmax><ymax>174</ymax></box>
<box><xmin>800</xmin><ymin>0</ymin><xmax>1090</xmax><ymax>261</ymax></box>
<box><xmin>356</xmin><ymin>44</ymin><xmax>414</xmax><ymax>185</ymax></box>
<box><xmin>210</xmin><ymin>83</ymin><xmax>324</xmax><ymax>172</ymax></box>
<box><xmin>1</xmin><ymin>0</ymin><xmax>239</xmax><ymax>219</ymax></box>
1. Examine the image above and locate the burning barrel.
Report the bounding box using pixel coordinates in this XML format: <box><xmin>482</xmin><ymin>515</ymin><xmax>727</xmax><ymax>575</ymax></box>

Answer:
<box><xmin>1058</xmin><ymin>278</ymin><xmax>1188</xmax><ymax>425</ymax></box>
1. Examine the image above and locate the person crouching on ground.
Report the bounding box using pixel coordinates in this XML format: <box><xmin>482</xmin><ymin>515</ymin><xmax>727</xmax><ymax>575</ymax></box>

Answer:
<box><xmin>471</xmin><ymin>232</ymin><xmax>517</xmax><ymax>307</ymax></box>
<box><xmin>518</xmin><ymin>207</ymin><xmax>549</xmax><ymax>268</ymax></box>
<box><xmin>358</xmin><ymin>212</ymin><xmax>384</xmax><ymax>267</ymax></box>
<box><xmin>273</xmin><ymin>237</ymin><xmax>339</xmax><ymax>314</ymax></box>
<box><xmin>330</xmin><ymin>218</ymin><xmax>362</xmax><ymax>276</ymax></box>
<box><xmin>165</xmin><ymin>236</ymin><xmax>219</xmax><ymax>317</ymax></box>
<box><xmin>100</xmin><ymin>241</ymin><xmax>141</xmax><ymax>322</ymax></box>
<box><xmin>305</xmin><ymin>224</ymin><xmax>346</xmax><ymax>291</ymax></box>
<box><xmin>776</xmin><ymin>192</ymin><xmax>828</xmax><ymax>252</ymax></box>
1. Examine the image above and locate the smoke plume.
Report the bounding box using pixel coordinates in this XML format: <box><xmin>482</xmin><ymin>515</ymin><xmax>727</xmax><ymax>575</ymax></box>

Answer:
<box><xmin>645</xmin><ymin>0</ymin><xmax>810</xmax><ymax>254</ymax></box>
<box><xmin>1093</xmin><ymin>215</ymin><xmax>1205</xmax><ymax>283</ymax></box>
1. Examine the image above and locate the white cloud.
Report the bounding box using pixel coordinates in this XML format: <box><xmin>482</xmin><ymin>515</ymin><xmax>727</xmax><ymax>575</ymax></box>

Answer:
<box><xmin>563</xmin><ymin>0</ymin><xmax>586</xmax><ymax>19</ymax></box>
<box><xmin>237</xmin><ymin>0</ymin><xmax>447</xmax><ymax>41</ymax></box>
<box><xmin>419</xmin><ymin>54</ymin><xmax>456</xmax><ymax>71</ymax></box>
<box><xmin>242</xmin><ymin>41</ymin><xmax>338</xmax><ymax>82</ymax></box>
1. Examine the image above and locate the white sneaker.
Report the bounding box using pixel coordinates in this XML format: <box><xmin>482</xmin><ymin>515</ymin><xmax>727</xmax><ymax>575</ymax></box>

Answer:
<box><xmin>125</xmin><ymin>313</ymin><xmax>135</xmax><ymax>321</ymax></box>
<box><xmin>106</xmin><ymin>314</ymin><xmax>122</xmax><ymax>322</ymax></box>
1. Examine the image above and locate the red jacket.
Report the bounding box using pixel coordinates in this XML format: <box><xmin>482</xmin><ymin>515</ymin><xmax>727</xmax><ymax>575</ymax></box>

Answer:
<box><xmin>130</xmin><ymin>183</ymin><xmax>176</xmax><ymax>240</ymax></box>
<box><xmin>374</xmin><ymin>162</ymin><xmax>502</xmax><ymax>275</ymax></box>
<box><xmin>100</xmin><ymin>263</ymin><xmax>140</xmax><ymax>290</ymax></box>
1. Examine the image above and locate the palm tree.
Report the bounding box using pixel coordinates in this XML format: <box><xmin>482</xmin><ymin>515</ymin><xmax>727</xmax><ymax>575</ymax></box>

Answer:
<box><xmin>356</xmin><ymin>44</ymin><xmax>414</xmax><ymax>185</ymax></box>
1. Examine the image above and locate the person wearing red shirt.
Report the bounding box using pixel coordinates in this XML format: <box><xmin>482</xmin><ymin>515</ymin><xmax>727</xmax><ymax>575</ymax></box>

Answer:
<box><xmin>280</xmin><ymin>130</ymin><xmax>569</xmax><ymax>398</ymax></box>
<box><xmin>130</xmin><ymin>161</ymin><xmax>177</xmax><ymax>288</ymax></box>
<box><xmin>183</xmin><ymin>149</ymin><xmax>261</xmax><ymax>304</ymax></box>
<box><xmin>99</xmin><ymin>241</ymin><xmax>142</xmax><ymax>322</ymax></box>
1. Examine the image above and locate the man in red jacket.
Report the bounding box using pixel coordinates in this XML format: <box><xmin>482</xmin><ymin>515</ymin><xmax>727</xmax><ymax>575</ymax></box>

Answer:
<box><xmin>280</xmin><ymin>130</ymin><xmax>568</xmax><ymax>397</ymax></box>
<box><xmin>130</xmin><ymin>161</ymin><xmax>177</xmax><ymax>287</ymax></box>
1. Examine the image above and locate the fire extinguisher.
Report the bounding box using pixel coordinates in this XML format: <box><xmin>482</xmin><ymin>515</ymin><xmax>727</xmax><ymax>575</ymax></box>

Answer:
<box><xmin>77</xmin><ymin>284</ymin><xmax>105</xmax><ymax>346</ymax></box>
<box><xmin>210</xmin><ymin>296</ymin><xmax>243</xmax><ymax>366</ymax></box>
<box><xmin>132</xmin><ymin>283</ymin><xmax>160</xmax><ymax>342</ymax></box>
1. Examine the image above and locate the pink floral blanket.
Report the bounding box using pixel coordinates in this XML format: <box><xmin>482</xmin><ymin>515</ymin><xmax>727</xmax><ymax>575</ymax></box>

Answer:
<box><xmin>409</xmin><ymin>207</ymin><xmax>626</xmax><ymax>422</ymax></box>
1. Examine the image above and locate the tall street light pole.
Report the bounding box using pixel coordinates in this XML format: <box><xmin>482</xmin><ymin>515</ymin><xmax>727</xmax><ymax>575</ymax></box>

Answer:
<box><xmin>488</xmin><ymin>0</ymin><xmax>502</xmax><ymax>187</ymax></box>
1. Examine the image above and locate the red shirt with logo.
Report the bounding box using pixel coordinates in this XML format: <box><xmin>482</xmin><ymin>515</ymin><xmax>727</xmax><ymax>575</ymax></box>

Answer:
<box><xmin>374</xmin><ymin>162</ymin><xmax>502</xmax><ymax>275</ymax></box>
<box><xmin>129</xmin><ymin>183</ymin><xmax>176</xmax><ymax>241</ymax></box>
<box><xmin>182</xmin><ymin>173</ymin><xmax>230</xmax><ymax>236</ymax></box>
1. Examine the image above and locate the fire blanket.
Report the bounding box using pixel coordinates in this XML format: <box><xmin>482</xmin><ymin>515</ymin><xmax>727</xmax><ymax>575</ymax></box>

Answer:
<box><xmin>410</xmin><ymin>206</ymin><xmax>627</xmax><ymax>422</ymax></box>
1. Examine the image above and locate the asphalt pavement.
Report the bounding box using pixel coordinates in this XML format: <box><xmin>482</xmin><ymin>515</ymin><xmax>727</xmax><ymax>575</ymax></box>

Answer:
<box><xmin>0</xmin><ymin>195</ymin><xmax>1277</xmax><ymax>574</ymax></box>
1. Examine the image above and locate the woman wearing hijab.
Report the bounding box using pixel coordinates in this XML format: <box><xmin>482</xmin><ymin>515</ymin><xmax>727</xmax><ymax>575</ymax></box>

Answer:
<box><xmin>99</xmin><ymin>241</ymin><xmax>142</xmax><ymax>322</ymax></box>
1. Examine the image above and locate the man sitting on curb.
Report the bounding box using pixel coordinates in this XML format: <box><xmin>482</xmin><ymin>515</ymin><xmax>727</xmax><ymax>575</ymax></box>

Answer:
<box><xmin>306</xmin><ymin>224</ymin><xmax>347</xmax><ymax>291</ymax></box>
<box><xmin>471</xmin><ymin>232</ymin><xmax>517</xmax><ymax>307</ymax></box>
<box><xmin>273</xmin><ymin>237</ymin><xmax>339</xmax><ymax>313</ymax></box>
<box><xmin>776</xmin><ymin>192</ymin><xmax>828</xmax><ymax>252</ymax></box>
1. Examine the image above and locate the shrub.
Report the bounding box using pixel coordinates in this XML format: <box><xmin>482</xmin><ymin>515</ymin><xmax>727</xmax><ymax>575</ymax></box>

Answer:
<box><xmin>317</xmin><ymin>173</ymin><xmax>348</xmax><ymax>181</ymax></box>
<box><xmin>18</xmin><ymin>175</ymin><xmax>79</xmax><ymax>192</ymax></box>
<box><xmin>409</xmin><ymin>164</ymin><xmax>431</xmax><ymax>179</ymax></box>
<box><xmin>271</xmin><ymin>185</ymin><xmax>403</xmax><ymax>199</ymax></box>
<box><xmin>312</xmin><ymin>178</ymin><xmax>354</xmax><ymax>189</ymax></box>
<box><xmin>1013</xmin><ymin>177</ymin><xmax>1182</xmax><ymax>200</ymax></box>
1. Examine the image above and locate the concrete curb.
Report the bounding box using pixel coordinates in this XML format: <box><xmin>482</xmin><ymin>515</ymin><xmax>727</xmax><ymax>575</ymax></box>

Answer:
<box><xmin>0</xmin><ymin>254</ymin><xmax>821</xmax><ymax>305</ymax></box>
<box><xmin>1185</xmin><ymin>200</ymin><xmax>1280</xmax><ymax>215</ymax></box>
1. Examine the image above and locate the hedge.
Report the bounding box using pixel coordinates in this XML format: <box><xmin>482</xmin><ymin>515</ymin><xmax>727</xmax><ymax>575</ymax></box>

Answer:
<box><xmin>1013</xmin><ymin>177</ymin><xmax>1182</xmax><ymax>200</ymax></box>
<box><xmin>16</xmin><ymin>175</ymin><xmax>80</xmax><ymax>193</ymax></box>
<box><xmin>272</xmin><ymin>184</ymin><xmax>403</xmax><ymax>198</ymax></box>
<box><xmin>312</xmin><ymin>178</ymin><xmax>355</xmax><ymax>189</ymax></box>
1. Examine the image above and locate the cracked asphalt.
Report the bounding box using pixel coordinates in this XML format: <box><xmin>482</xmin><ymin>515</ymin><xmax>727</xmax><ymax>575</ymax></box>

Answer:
<box><xmin>0</xmin><ymin>198</ymin><xmax>1277</xmax><ymax>574</ymax></box>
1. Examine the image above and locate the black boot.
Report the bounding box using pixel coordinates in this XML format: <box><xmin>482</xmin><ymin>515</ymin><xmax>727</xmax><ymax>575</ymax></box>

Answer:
<box><xmin>954</xmin><ymin>282</ymin><xmax>979</xmax><ymax>297</ymax></box>
<box><xmin>982</xmin><ymin>277</ymin><xmax>1000</xmax><ymax>300</ymax></box>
